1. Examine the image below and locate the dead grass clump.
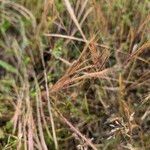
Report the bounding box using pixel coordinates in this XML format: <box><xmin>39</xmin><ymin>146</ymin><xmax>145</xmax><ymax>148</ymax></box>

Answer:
<box><xmin>0</xmin><ymin>0</ymin><xmax>150</xmax><ymax>149</ymax></box>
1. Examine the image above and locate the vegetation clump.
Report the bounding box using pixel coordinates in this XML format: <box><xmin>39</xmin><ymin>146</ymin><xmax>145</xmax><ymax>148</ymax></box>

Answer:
<box><xmin>0</xmin><ymin>0</ymin><xmax>150</xmax><ymax>149</ymax></box>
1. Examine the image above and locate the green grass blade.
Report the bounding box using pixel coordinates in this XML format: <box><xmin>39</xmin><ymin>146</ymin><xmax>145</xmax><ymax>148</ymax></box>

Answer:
<box><xmin>0</xmin><ymin>60</ymin><xmax>18</xmax><ymax>74</ymax></box>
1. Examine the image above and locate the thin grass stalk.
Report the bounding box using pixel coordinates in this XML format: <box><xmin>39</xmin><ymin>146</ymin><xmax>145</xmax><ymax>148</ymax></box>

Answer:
<box><xmin>44</xmin><ymin>70</ymin><xmax>59</xmax><ymax>150</ymax></box>
<box><xmin>55</xmin><ymin>108</ymin><xmax>98</xmax><ymax>150</ymax></box>
<box><xmin>35</xmin><ymin>84</ymin><xmax>48</xmax><ymax>150</ymax></box>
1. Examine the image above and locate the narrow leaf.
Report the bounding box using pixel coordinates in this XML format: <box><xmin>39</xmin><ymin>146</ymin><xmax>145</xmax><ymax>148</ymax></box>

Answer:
<box><xmin>0</xmin><ymin>60</ymin><xmax>18</xmax><ymax>74</ymax></box>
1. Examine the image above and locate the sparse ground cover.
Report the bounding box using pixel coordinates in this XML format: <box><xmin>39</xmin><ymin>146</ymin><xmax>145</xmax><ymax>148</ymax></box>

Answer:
<box><xmin>0</xmin><ymin>0</ymin><xmax>150</xmax><ymax>149</ymax></box>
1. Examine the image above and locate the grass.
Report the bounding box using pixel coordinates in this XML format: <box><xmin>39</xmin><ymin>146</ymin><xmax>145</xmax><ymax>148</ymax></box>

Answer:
<box><xmin>0</xmin><ymin>0</ymin><xmax>150</xmax><ymax>149</ymax></box>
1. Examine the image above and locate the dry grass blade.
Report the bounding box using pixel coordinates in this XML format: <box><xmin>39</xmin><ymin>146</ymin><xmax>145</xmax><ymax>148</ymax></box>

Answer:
<box><xmin>38</xmin><ymin>40</ymin><xmax>59</xmax><ymax>149</ymax></box>
<box><xmin>35</xmin><ymin>79</ymin><xmax>48</xmax><ymax>150</ymax></box>
<box><xmin>141</xmin><ymin>106</ymin><xmax>150</xmax><ymax>121</ymax></box>
<box><xmin>71</xmin><ymin>67</ymin><xmax>112</xmax><ymax>82</ymax></box>
<box><xmin>63</xmin><ymin>0</ymin><xmax>87</xmax><ymax>41</ymax></box>
<box><xmin>55</xmin><ymin>109</ymin><xmax>98</xmax><ymax>150</ymax></box>
<box><xmin>75</xmin><ymin>65</ymin><xmax>94</xmax><ymax>73</ymax></box>
<box><xmin>45</xmin><ymin>33</ymin><xmax>87</xmax><ymax>42</ymax></box>
<box><xmin>45</xmin><ymin>33</ymin><xmax>110</xmax><ymax>49</ymax></box>
<box><xmin>50</xmin><ymin>76</ymin><xmax>71</xmax><ymax>93</ymax></box>
<box><xmin>126</xmin><ymin>71</ymin><xmax>150</xmax><ymax>90</ymax></box>
<box><xmin>137</xmin><ymin>14</ymin><xmax>150</xmax><ymax>35</ymax></box>
<box><xmin>28</xmin><ymin>113</ymin><xmax>34</xmax><ymax>150</ymax></box>
<box><xmin>50</xmin><ymin>67</ymin><xmax>112</xmax><ymax>93</ymax></box>
<box><xmin>50</xmin><ymin>59</ymin><xmax>82</xmax><ymax>93</ymax></box>
<box><xmin>78</xmin><ymin>6</ymin><xmax>93</xmax><ymax>27</ymax></box>
<box><xmin>0</xmin><ymin>0</ymin><xmax>36</xmax><ymax>29</ymax></box>
<box><xmin>56</xmin><ymin>56</ymin><xmax>72</xmax><ymax>66</ymax></box>
<box><xmin>43</xmin><ymin>71</ymin><xmax>58</xmax><ymax>150</ymax></box>
<box><xmin>76</xmin><ymin>0</ymin><xmax>89</xmax><ymax>21</ymax></box>
<box><xmin>124</xmin><ymin>42</ymin><xmax>150</xmax><ymax>65</ymax></box>
<box><xmin>66</xmin><ymin>1</ymin><xmax>93</xmax><ymax>44</ymax></box>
